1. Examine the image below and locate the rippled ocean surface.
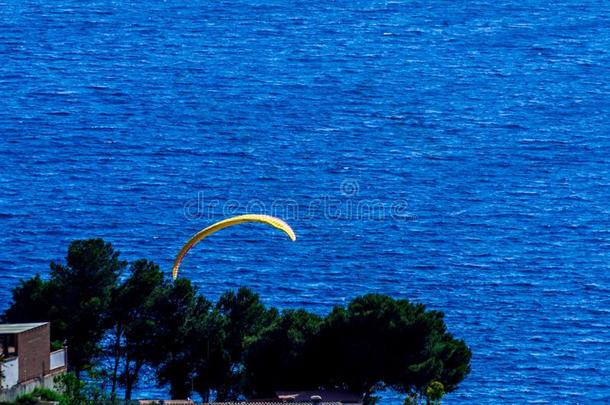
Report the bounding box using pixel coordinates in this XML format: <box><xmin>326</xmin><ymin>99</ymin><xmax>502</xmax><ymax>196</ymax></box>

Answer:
<box><xmin>1</xmin><ymin>1</ymin><xmax>610</xmax><ymax>403</ymax></box>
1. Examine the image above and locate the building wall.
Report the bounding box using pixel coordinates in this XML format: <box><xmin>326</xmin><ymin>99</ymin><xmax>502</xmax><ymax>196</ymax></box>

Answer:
<box><xmin>16</xmin><ymin>323</ymin><xmax>50</xmax><ymax>383</ymax></box>
<box><xmin>0</xmin><ymin>357</ymin><xmax>19</xmax><ymax>389</ymax></box>
<box><xmin>0</xmin><ymin>369</ymin><xmax>64</xmax><ymax>403</ymax></box>
<box><xmin>49</xmin><ymin>349</ymin><xmax>66</xmax><ymax>371</ymax></box>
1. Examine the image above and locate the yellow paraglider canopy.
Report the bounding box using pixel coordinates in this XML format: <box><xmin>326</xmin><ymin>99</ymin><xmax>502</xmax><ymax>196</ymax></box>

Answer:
<box><xmin>172</xmin><ymin>214</ymin><xmax>296</xmax><ymax>280</ymax></box>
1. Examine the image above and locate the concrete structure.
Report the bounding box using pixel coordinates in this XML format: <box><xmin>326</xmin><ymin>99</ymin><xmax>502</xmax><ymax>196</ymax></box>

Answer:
<box><xmin>0</xmin><ymin>322</ymin><xmax>67</xmax><ymax>402</ymax></box>
<box><xmin>143</xmin><ymin>401</ymin><xmax>343</xmax><ymax>405</ymax></box>
<box><xmin>203</xmin><ymin>390</ymin><xmax>362</xmax><ymax>405</ymax></box>
<box><xmin>276</xmin><ymin>391</ymin><xmax>362</xmax><ymax>404</ymax></box>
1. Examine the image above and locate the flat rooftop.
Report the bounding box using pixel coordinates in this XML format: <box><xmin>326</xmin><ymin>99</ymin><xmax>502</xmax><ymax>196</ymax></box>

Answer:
<box><xmin>0</xmin><ymin>322</ymin><xmax>48</xmax><ymax>334</ymax></box>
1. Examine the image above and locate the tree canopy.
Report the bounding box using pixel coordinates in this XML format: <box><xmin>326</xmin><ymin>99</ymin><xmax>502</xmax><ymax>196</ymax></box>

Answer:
<box><xmin>2</xmin><ymin>238</ymin><xmax>471</xmax><ymax>404</ymax></box>
<box><xmin>243</xmin><ymin>309</ymin><xmax>322</xmax><ymax>397</ymax></box>
<box><xmin>3</xmin><ymin>239</ymin><xmax>126</xmax><ymax>375</ymax></box>
<box><xmin>313</xmin><ymin>294</ymin><xmax>471</xmax><ymax>402</ymax></box>
<box><xmin>242</xmin><ymin>295</ymin><xmax>471</xmax><ymax>403</ymax></box>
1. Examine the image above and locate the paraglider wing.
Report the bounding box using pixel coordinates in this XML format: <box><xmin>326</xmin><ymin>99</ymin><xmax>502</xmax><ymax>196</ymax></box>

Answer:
<box><xmin>172</xmin><ymin>214</ymin><xmax>296</xmax><ymax>280</ymax></box>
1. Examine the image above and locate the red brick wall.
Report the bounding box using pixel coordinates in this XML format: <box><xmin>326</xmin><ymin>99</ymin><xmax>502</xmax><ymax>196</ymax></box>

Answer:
<box><xmin>16</xmin><ymin>324</ymin><xmax>50</xmax><ymax>382</ymax></box>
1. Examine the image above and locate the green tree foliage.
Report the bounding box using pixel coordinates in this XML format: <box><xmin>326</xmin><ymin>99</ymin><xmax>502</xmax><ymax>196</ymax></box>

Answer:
<box><xmin>426</xmin><ymin>381</ymin><xmax>445</xmax><ymax>404</ymax></box>
<box><xmin>152</xmin><ymin>278</ymin><xmax>209</xmax><ymax>399</ymax></box>
<box><xmin>3</xmin><ymin>239</ymin><xmax>126</xmax><ymax>376</ymax></box>
<box><xmin>217</xmin><ymin>287</ymin><xmax>278</xmax><ymax>365</ymax></box>
<box><xmin>214</xmin><ymin>287</ymin><xmax>278</xmax><ymax>400</ymax></box>
<box><xmin>242</xmin><ymin>294</ymin><xmax>471</xmax><ymax>404</ymax></box>
<box><xmin>54</xmin><ymin>372</ymin><xmax>106</xmax><ymax>405</ymax></box>
<box><xmin>151</xmin><ymin>286</ymin><xmax>279</xmax><ymax>401</ymax></box>
<box><xmin>188</xmin><ymin>299</ymin><xmax>227</xmax><ymax>402</ymax></box>
<box><xmin>311</xmin><ymin>294</ymin><xmax>470</xmax><ymax>403</ymax></box>
<box><xmin>2</xmin><ymin>239</ymin><xmax>470</xmax><ymax>403</ymax></box>
<box><xmin>49</xmin><ymin>239</ymin><xmax>126</xmax><ymax>376</ymax></box>
<box><xmin>108</xmin><ymin>259</ymin><xmax>166</xmax><ymax>401</ymax></box>
<box><xmin>2</xmin><ymin>275</ymin><xmax>53</xmax><ymax>325</ymax></box>
<box><xmin>243</xmin><ymin>309</ymin><xmax>323</xmax><ymax>398</ymax></box>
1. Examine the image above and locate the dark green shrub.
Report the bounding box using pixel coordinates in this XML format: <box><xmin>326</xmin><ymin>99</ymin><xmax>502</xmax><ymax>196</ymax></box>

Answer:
<box><xmin>31</xmin><ymin>387</ymin><xmax>64</xmax><ymax>401</ymax></box>
<box><xmin>14</xmin><ymin>393</ymin><xmax>36</xmax><ymax>404</ymax></box>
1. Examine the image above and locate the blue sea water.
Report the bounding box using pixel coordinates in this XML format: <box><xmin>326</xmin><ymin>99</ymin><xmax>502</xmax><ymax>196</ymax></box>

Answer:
<box><xmin>1</xmin><ymin>0</ymin><xmax>610</xmax><ymax>403</ymax></box>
